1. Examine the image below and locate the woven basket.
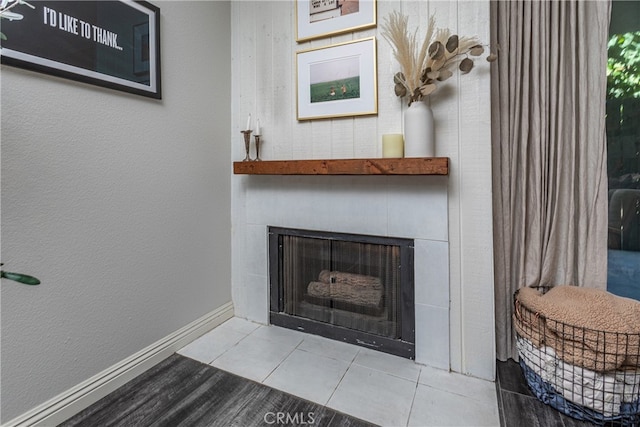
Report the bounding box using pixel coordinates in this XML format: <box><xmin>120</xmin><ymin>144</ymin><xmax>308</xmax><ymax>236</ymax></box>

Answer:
<box><xmin>514</xmin><ymin>288</ymin><xmax>640</xmax><ymax>426</ymax></box>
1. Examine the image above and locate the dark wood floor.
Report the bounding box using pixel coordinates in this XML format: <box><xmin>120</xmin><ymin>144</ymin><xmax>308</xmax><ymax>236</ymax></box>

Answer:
<box><xmin>496</xmin><ymin>359</ymin><xmax>595</xmax><ymax>427</ymax></box>
<box><xmin>60</xmin><ymin>354</ymin><xmax>606</xmax><ymax>427</ymax></box>
<box><xmin>58</xmin><ymin>354</ymin><xmax>376</xmax><ymax>427</ymax></box>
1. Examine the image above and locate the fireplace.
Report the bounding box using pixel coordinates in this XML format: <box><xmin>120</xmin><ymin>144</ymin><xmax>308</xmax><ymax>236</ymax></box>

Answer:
<box><xmin>269</xmin><ymin>227</ymin><xmax>415</xmax><ymax>359</ymax></box>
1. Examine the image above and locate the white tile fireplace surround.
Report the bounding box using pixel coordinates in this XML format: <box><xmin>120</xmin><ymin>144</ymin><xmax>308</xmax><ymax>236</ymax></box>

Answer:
<box><xmin>232</xmin><ymin>175</ymin><xmax>450</xmax><ymax>369</ymax></box>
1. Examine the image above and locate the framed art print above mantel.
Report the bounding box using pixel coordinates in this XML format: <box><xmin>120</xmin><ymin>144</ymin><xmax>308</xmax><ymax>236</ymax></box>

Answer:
<box><xmin>296</xmin><ymin>0</ymin><xmax>376</xmax><ymax>42</ymax></box>
<box><xmin>0</xmin><ymin>0</ymin><xmax>161</xmax><ymax>99</ymax></box>
<box><xmin>296</xmin><ymin>37</ymin><xmax>377</xmax><ymax>121</ymax></box>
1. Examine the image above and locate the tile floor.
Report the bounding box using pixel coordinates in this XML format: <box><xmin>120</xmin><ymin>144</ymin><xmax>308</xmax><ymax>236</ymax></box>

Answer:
<box><xmin>178</xmin><ymin>317</ymin><xmax>500</xmax><ymax>427</ymax></box>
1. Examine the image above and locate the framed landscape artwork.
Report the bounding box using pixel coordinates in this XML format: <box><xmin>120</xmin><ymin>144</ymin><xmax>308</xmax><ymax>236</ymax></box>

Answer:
<box><xmin>0</xmin><ymin>0</ymin><xmax>161</xmax><ymax>99</ymax></box>
<box><xmin>296</xmin><ymin>37</ymin><xmax>377</xmax><ymax>121</ymax></box>
<box><xmin>296</xmin><ymin>0</ymin><xmax>376</xmax><ymax>42</ymax></box>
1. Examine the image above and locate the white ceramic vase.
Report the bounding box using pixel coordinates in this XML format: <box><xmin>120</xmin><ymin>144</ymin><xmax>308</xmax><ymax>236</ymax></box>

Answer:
<box><xmin>403</xmin><ymin>100</ymin><xmax>435</xmax><ymax>157</ymax></box>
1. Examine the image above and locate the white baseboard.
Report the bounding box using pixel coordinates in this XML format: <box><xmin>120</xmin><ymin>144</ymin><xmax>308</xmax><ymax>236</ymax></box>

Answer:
<box><xmin>3</xmin><ymin>302</ymin><xmax>234</xmax><ymax>427</ymax></box>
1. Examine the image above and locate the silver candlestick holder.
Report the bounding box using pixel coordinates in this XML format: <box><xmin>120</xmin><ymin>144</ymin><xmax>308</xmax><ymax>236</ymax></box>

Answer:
<box><xmin>241</xmin><ymin>130</ymin><xmax>252</xmax><ymax>161</ymax></box>
<box><xmin>254</xmin><ymin>135</ymin><xmax>262</xmax><ymax>161</ymax></box>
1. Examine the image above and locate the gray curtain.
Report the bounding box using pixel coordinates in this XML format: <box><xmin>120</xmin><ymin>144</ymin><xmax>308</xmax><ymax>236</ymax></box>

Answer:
<box><xmin>491</xmin><ymin>0</ymin><xmax>611</xmax><ymax>361</ymax></box>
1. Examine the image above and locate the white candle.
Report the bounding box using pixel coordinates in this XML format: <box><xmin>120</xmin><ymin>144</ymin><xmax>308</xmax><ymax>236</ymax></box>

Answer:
<box><xmin>255</xmin><ymin>119</ymin><xmax>261</xmax><ymax>135</ymax></box>
<box><xmin>245</xmin><ymin>114</ymin><xmax>251</xmax><ymax>131</ymax></box>
<box><xmin>382</xmin><ymin>134</ymin><xmax>404</xmax><ymax>158</ymax></box>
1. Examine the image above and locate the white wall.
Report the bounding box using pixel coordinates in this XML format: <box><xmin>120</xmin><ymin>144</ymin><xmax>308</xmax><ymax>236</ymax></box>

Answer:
<box><xmin>231</xmin><ymin>0</ymin><xmax>495</xmax><ymax>380</ymax></box>
<box><xmin>0</xmin><ymin>1</ymin><xmax>231</xmax><ymax>422</ymax></box>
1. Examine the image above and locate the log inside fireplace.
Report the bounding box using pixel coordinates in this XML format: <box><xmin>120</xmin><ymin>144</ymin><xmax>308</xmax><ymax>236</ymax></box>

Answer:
<box><xmin>306</xmin><ymin>270</ymin><xmax>384</xmax><ymax>316</ymax></box>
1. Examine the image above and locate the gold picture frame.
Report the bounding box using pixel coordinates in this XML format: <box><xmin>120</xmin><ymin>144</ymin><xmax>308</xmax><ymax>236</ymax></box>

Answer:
<box><xmin>296</xmin><ymin>0</ymin><xmax>376</xmax><ymax>43</ymax></box>
<box><xmin>296</xmin><ymin>37</ymin><xmax>377</xmax><ymax>121</ymax></box>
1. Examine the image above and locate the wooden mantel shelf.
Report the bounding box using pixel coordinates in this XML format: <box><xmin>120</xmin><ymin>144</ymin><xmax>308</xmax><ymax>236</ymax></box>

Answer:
<box><xmin>233</xmin><ymin>157</ymin><xmax>448</xmax><ymax>176</ymax></box>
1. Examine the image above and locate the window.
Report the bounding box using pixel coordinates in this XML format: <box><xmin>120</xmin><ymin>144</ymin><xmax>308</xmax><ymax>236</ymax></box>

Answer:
<box><xmin>606</xmin><ymin>1</ymin><xmax>640</xmax><ymax>300</ymax></box>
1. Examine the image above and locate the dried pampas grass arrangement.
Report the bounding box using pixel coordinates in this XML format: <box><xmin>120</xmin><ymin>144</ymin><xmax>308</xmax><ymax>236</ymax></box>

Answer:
<box><xmin>381</xmin><ymin>11</ymin><xmax>497</xmax><ymax>106</ymax></box>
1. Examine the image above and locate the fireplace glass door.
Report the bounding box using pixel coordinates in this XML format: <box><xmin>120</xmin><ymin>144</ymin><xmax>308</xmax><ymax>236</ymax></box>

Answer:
<box><xmin>269</xmin><ymin>227</ymin><xmax>415</xmax><ymax>358</ymax></box>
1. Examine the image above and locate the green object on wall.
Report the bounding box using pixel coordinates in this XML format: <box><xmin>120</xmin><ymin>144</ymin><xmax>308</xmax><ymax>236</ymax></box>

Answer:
<box><xmin>0</xmin><ymin>265</ymin><xmax>40</xmax><ymax>285</ymax></box>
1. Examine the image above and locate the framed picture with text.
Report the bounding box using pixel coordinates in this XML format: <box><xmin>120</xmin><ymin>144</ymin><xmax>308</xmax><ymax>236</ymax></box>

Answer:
<box><xmin>0</xmin><ymin>1</ymin><xmax>161</xmax><ymax>99</ymax></box>
<box><xmin>296</xmin><ymin>0</ymin><xmax>376</xmax><ymax>42</ymax></box>
<box><xmin>296</xmin><ymin>37</ymin><xmax>377</xmax><ymax>121</ymax></box>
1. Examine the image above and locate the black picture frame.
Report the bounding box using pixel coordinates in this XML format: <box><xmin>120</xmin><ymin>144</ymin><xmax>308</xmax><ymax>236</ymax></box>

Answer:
<box><xmin>1</xmin><ymin>1</ymin><xmax>161</xmax><ymax>99</ymax></box>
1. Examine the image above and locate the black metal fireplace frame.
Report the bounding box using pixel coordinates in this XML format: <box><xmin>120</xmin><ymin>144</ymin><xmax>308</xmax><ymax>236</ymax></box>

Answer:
<box><xmin>268</xmin><ymin>226</ymin><xmax>415</xmax><ymax>359</ymax></box>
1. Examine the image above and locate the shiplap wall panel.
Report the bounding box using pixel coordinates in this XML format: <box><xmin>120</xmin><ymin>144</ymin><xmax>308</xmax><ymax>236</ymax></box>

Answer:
<box><xmin>236</xmin><ymin>1</ymin><xmax>257</xmax><ymax>162</ymax></box>
<box><xmin>427</xmin><ymin>0</ymin><xmax>465</xmax><ymax>374</ymax></box>
<box><xmin>375</xmin><ymin>0</ymin><xmax>401</xmax><ymax>158</ymax></box>
<box><xmin>271</xmin><ymin>5</ymin><xmax>294</xmax><ymax>160</ymax></box>
<box><xmin>255</xmin><ymin>1</ymin><xmax>273</xmax><ymax>159</ymax></box>
<box><xmin>444</xmin><ymin>0</ymin><xmax>466</xmax><ymax>376</ymax></box>
<box><xmin>231</xmin><ymin>1</ymin><xmax>253</xmax><ymax>319</ymax></box>
<box><xmin>331</xmin><ymin>119</ymin><xmax>355</xmax><ymax>158</ymax></box>
<box><xmin>457</xmin><ymin>1</ymin><xmax>495</xmax><ymax>378</ymax></box>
